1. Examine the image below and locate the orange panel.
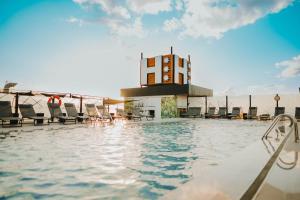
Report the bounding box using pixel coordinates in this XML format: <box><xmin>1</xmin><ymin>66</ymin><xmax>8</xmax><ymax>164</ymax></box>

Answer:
<box><xmin>179</xmin><ymin>73</ymin><xmax>184</xmax><ymax>85</ymax></box>
<box><xmin>178</xmin><ymin>58</ymin><xmax>183</xmax><ymax>68</ymax></box>
<box><xmin>147</xmin><ymin>57</ymin><xmax>155</xmax><ymax>67</ymax></box>
<box><xmin>147</xmin><ymin>73</ymin><xmax>155</xmax><ymax>85</ymax></box>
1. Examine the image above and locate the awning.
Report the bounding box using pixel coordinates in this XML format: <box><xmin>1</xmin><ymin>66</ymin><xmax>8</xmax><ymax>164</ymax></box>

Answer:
<box><xmin>41</xmin><ymin>92</ymin><xmax>70</xmax><ymax>98</ymax></box>
<box><xmin>120</xmin><ymin>84</ymin><xmax>213</xmax><ymax>97</ymax></box>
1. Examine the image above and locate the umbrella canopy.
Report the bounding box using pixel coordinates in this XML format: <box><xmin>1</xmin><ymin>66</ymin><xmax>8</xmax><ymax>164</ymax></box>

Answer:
<box><xmin>103</xmin><ymin>98</ymin><xmax>136</xmax><ymax>105</ymax></box>
<box><xmin>4</xmin><ymin>82</ymin><xmax>17</xmax><ymax>89</ymax></box>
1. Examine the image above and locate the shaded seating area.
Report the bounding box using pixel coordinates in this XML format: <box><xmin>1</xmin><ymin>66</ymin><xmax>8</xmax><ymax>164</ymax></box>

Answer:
<box><xmin>0</xmin><ymin>101</ymin><xmax>22</xmax><ymax>127</ymax></box>
<box><xmin>205</xmin><ymin>107</ymin><xmax>216</xmax><ymax>118</ymax></box>
<box><xmin>227</xmin><ymin>107</ymin><xmax>241</xmax><ymax>119</ymax></box>
<box><xmin>125</xmin><ymin>107</ymin><xmax>154</xmax><ymax>121</ymax></box>
<box><xmin>212</xmin><ymin>107</ymin><xmax>226</xmax><ymax>119</ymax></box>
<box><xmin>180</xmin><ymin>107</ymin><xmax>202</xmax><ymax>118</ymax></box>
<box><xmin>47</xmin><ymin>103</ymin><xmax>76</xmax><ymax>124</ymax></box>
<box><xmin>19</xmin><ymin>104</ymin><xmax>50</xmax><ymax>125</ymax></box>
<box><xmin>247</xmin><ymin>107</ymin><xmax>258</xmax><ymax>119</ymax></box>
<box><xmin>64</xmin><ymin>103</ymin><xmax>89</xmax><ymax>123</ymax></box>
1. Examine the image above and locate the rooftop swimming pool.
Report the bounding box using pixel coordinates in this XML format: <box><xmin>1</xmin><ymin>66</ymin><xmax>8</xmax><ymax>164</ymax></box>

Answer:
<box><xmin>0</xmin><ymin>119</ymin><xmax>269</xmax><ymax>199</ymax></box>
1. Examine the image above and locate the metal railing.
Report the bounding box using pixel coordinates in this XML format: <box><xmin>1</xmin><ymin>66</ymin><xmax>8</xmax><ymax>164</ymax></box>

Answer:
<box><xmin>241</xmin><ymin>114</ymin><xmax>299</xmax><ymax>200</ymax></box>
<box><xmin>262</xmin><ymin>114</ymin><xmax>299</xmax><ymax>143</ymax></box>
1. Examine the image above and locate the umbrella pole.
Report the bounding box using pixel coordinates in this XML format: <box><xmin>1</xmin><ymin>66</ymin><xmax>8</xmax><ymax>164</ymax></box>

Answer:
<box><xmin>14</xmin><ymin>92</ymin><xmax>19</xmax><ymax>116</ymax></box>
<box><xmin>80</xmin><ymin>96</ymin><xmax>83</xmax><ymax>113</ymax></box>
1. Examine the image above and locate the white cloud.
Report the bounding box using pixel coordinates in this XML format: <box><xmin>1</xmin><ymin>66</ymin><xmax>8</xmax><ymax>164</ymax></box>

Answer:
<box><xmin>247</xmin><ymin>84</ymin><xmax>286</xmax><ymax>95</ymax></box>
<box><xmin>102</xmin><ymin>17</ymin><xmax>146</xmax><ymax>38</ymax></box>
<box><xmin>276</xmin><ymin>55</ymin><xmax>300</xmax><ymax>78</ymax></box>
<box><xmin>72</xmin><ymin>0</ymin><xmax>293</xmax><ymax>39</ymax></box>
<box><xmin>73</xmin><ymin>0</ymin><xmax>130</xmax><ymax>19</ymax></box>
<box><xmin>163</xmin><ymin>17</ymin><xmax>181</xmax><ymax>32</ymax></box>
<box><xmin>66</xmin><ymin>16</ymin><xmax>85</xmax><ymax>26</ymax></box>
<box><xmin>165</xmin><ymin>0</ymin><xmax>293</xmax><ymax>39</ymax></box>
<box><xmin>174</xmin><ymin>0</ymin><xmax>184</xmax><ymax>10</ymax></box>
<box><xmin>126</xmin><ymin>0</ymin><xmax>172</xmax><ymax>15</ymax></box>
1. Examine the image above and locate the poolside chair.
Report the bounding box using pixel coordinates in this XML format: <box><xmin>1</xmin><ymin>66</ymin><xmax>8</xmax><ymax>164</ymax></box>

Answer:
<box><xmin>96</xmin><ymin>105</ymin><xmax>113</xmax><ymax>122</ymax></box>
<box><xmin>212</xmin><ymin>107</ymin><xmax>227</xmax><ymax>119</ymax></box>
<box><xmin>247</xmin><ymin>107</ymin><xmax>258</xmax><ymax>119</ymax></box>
<box><xmin>85</xmin><ymin>104</ymin><xmax>100</xmax><ymax>119</ymax></box>
<box><xmin>181</xmin><ymin>107</ymin><xmax>201</xmax><ymax>118</ymax></box>
<box><xmin>19</xmin><ymin>104</ymin><xmax>50</xmax><ymax>125</ymax></box>
<box><xmin>262</xmin><ymin>107</ymin><xmax>286</xmax><ymax>120</ymax></box>
<box><xmin>274</xmin><ymin>107</ymin><xmax>285</xmax><ymax>117</ymax></box>
<box><xmin>205</xmin><ymin>107</ymin><xmax>216</xmax><ymax>118</ymax></box>
<box><xmin>116</xmin><ymin>108</ymin><xmax>129</xmax><ymax>119</ymax></box>
<box><xmin>227</xmin><ymin>107</ymin><xmax>241</xmax><ymax>119</ymax></box>
<box><xmin>64</xmin><ymin>103</ymin><xmax>89</xmax><ymax>123</ymax></box>
<box><xmin>0</xmin><ymin>101</ymin><xmax>22</xmax><ymax>127</ymax></box>
<box><xmin>47</xmin><ymin>103</ymin><xmax>76</xmax><ymax>124</ymax></box>
<box><xmin>295</xmin><ymin>107</ymin><xmax>300</xmax><ymax>121</ymax></box>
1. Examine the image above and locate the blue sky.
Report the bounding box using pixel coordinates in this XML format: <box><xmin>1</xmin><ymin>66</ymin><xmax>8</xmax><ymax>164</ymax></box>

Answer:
<box><xmin>0</xmin><ymin>0</ymin><xmax>300</xmax><ymax>98</ymax></box>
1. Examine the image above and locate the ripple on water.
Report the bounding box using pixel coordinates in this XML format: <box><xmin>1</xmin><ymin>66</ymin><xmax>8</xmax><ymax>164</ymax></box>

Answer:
<box><xmin>0</xmin><ymin>171</ymin><xmax>18</xmax><ymax>177</ymax></box>
<box><xmin>0</xmin><ymin>120</ymin><xmax>268</xmax><ymax>199</ymax></box>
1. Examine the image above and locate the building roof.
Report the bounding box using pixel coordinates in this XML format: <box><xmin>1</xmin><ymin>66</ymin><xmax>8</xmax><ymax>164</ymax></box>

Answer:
<box><xmin>120</xmin><ymin>84</ymin><xmax>213</xmax><ymax>97</ymax></box>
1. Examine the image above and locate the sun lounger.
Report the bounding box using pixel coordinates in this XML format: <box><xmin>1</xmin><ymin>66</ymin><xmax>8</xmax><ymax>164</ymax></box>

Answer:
<box><xmin>19</xmin><ymin>104</ymin><xmax>50</xmax><ymax>125</ymax></box>
<box><xmin>116</xmin><ymin>108</ymin><xmax>129</xmax><ymax>119</ymax></box>
<box><xmin>247</xmin><ymin>107</ymin><xmax>257</xmax><ymax>119</ymax></box>
<box><xmin>85</xmin><ymin>104</ymin><xmax>110</xmax><ymax>122</ymax></box>
<box><xmin>212</xmin><ymin>107</ymin><xmax>226</xmax><ymax>119</ymax></box>
<box><xmin>259</xmin><ymin>114</ymin><xmax>271</xmax><ymax>121</ymax></box>
<box><xmin>64</xmin><ymin>103</ymin><xmax>89</xmax><ymax>122</ymax></box>
<box><xmin>274</xmin><ymin>107</ymin><xmax>285</xmax><ymax>117</ymax></box>
<box><xmin>205</xmin><ymin>107</ymin><xmax>216</xmax><ymax>118</ymax></box>
<box><xmin>181</xmin><ymin>107</ymin><xmax>201</xmax><ymax>118</ymax></box>
<box><xmin>227</xmin><ymin>107</ymin><xmax>241</xmax><ymax>119</ymax></box>
<box><xmin>0</xmin><ymin>101</ymin><xmax>22</xmax><ymax>127</ymax></box>
<box><xmin>96</xmin><ymin>105</ymin><xmax>113</xmax><ymax>121</ymax></box>
<box><xmin>259</xmin><ymin>107</ymin><xmax>285</xmax><ymax>121</ymax></box>
<box><xmin>85</xmin><ymin>104</ymin><xmax>103</xmax><ymax>121</ymax></box>
<box><xmin>295</xmin><ymin>107</ymin><xmax>300</xmax><ymax>121</ymax></box>
<box><xmin>47</xmin><ymin>103</ymin><xmax>76</xmax><ymax>124</ymax></box>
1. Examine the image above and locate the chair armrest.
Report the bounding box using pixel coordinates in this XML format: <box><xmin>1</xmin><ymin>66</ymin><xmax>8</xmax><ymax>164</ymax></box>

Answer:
<box><xmin>78</xmin><ymin>113</ymin><xmax>84</xmax><ymax>116</ymax></box>
<box><xmin>12</xmin><ymin>113</ymin><xmax>19</xmax><ymax>117</ymax></box>
<box><xmin>36</xmin><ymin>113</ymin><xmax>44</xmax><ymax>117</ymax></box>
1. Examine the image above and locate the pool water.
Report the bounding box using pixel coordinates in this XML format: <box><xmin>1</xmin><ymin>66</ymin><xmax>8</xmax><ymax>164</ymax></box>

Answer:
<box><xmin>0</xmin><ymin>119</ymin><xmax>269</xmax><ymax>199</ymax></box>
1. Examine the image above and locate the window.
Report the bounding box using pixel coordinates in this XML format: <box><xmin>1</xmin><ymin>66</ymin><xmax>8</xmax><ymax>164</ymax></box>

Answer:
<box><xmin>147</xmin><ymin>73</ymin><xmax>155</xmax><ymax>85</ymax></box>
<box><xmin>147</xmin><ymin>57</ymin><xmax>155</xmax><ymax>67</ymax></box>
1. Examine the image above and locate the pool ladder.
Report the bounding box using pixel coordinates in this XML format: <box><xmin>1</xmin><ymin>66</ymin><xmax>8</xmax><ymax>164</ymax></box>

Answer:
<box><xmin>262</xmin><ymin>114</ymin><xmax>299</xmax><ymax>143</ymax></box>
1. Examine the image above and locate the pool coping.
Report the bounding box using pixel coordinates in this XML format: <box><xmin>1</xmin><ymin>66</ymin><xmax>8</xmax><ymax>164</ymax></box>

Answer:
<box><xmin>163</xmin><ymin>124</ymin><xmax>297</xmax><ymax>200</ymax></box>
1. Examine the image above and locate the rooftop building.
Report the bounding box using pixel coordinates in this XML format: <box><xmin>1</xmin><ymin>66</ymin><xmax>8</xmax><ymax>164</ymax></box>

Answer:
<box><xmin>120</xmin><ymin>47</ymin><xmax>213</xmax><ymax>118</ymax></box>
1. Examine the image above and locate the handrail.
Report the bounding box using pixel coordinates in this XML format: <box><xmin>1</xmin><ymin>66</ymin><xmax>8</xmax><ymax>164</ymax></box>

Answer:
<box><xmin>262</xmin><ymin>114</ymin><xmax>299</xmax><ymax>143</ymax></box>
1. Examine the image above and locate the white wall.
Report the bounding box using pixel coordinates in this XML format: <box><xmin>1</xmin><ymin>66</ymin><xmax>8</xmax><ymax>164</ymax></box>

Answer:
<box><xmin>174</xmin><ymin>55</ymin><xmax>188</xmax><ymax>84</ymax></box>
<box><xmin>140</xmin><ymin>56</ymin><xmax>162</xmax><ymax>85</ymax></box>
<box><xmin>177</xmin><ymin>95</ymin><xmax>187</xmax><ymax>108</ymax></box>
<box><xmin>125</xmin><ymin>96</ymin><xmax>163</xmax><ymax>119</ymax></box>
